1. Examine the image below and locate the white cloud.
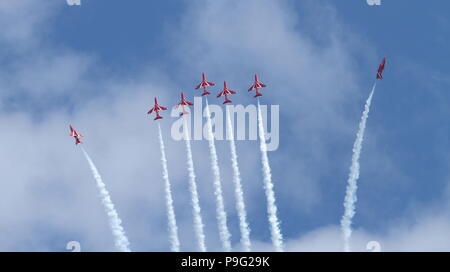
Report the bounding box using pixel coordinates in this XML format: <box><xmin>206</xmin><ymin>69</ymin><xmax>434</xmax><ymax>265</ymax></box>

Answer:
<box><xmin>0</xmin><ymin>1</ymin><xmax>57</xmax><ymax>48</ymax></box>
<box><xmin>282</xmin><ymin>211</ymin><xmax>450</xmax><ymax>252</ymax></box>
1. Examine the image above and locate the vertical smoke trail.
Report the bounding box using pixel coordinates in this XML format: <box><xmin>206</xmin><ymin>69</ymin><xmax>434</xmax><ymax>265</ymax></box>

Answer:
<box><xmin>81</xmin><ymin>147</ymin><xmax>131</xmax><ymax>252</ymax></box>
<box><xmin>157</xmin><ymin>123</ymin><xmax>180</xmax><ymax>252</ymax></box>
<box><xmin>204</xmin><ymin>99</ymin><xmax>232</xmax><ymax>252</ymax></box>
<box><xmin>341</xmin><ymin>83</ymin><xmax>376</xmax><ymax>252</ymax></box>
<box><xmin>183</xmin><ymin>117</ymin><xmax>207</xmax><ymax>252</ymax></box>
<box><xmin>257</xmin><ymin>101</ymin><xmax>284</xmax><ymax>252</ymax></box>
<box><xmin>226</xmin><ymin>107</ymin><xmax>252</xmax><ymax>252</ymax></box>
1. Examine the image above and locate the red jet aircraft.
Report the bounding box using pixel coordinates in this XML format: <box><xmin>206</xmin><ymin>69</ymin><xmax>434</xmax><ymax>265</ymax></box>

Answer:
<box><xmin>175</xmin><ymin>92</ymin><xmax>193</xmax><ymax>115</ymax></box>
<box><xmin>376</xmin><ymin>56</ymin><xmax>386</xmax><ymax>80</ymax></box>
<box><xmin>195</xmin><ymin>72</ymin><xmax>215</xmax><ymax>96</ymax></box>
<box><xmin>248</xmin><ymin>74</ymin><xmax>266</xmax><ymax>97</ymax></box>
<box><xmin>147</xmin><ymin>97</ymin><xmax>167</xmax><ymax>120</ymax></box>
<box><xmin>217</xmin><ymin>81</ymin><xmax>236</xmax><ymax>104</ymax></box>
<box><xmin>69</xmin><ymin>125</ymin><xmax>83</xmax><ymax>145</ymax></box>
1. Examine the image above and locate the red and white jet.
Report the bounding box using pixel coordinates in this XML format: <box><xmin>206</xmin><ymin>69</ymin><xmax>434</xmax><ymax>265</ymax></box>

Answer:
<box><xmin>69</xmin><ymin>125</ymin><xmax>84</xmax><ymax>145</ymax></box>
<box><xmin>217</xmin><ymin>81</ymin><xmax>236</xmax><ymax>104</ymax></box>
<box><xmin>195</xmin><ymin>72</ymin><xmax>215</xmax><ymax>96</ymax></box>
<box><xmin>376</xmin><ymin>56</ymin><xmax>386</xmax><ymax>80</ymax></box>
<box><xmin>248</xmin><ymin>74</ymin><xmax>266</xmax><ymax>97</ymax></box>
<box><xmin>175</xmin><ymin>92</ymin><xmax>193</xmax><ymax>115</ymax></box>
<box><xmin>147</xmin><ymin>97</ymin><xmax>167</xmax><ymax>120</ymax></box>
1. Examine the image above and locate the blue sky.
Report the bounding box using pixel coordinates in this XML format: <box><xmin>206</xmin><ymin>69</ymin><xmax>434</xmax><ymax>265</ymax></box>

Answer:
<box><xmin>53</xmin><ymin>1</ymin><xmax>182</xmax><ymax>72</ymax></box>
<box><xmin>0</xmin><ymin>0</ymin><xmax>450</xmax><ymax>251</ymax></box>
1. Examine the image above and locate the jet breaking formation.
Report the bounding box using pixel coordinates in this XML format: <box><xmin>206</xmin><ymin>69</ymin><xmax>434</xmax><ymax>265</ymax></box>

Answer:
<box><xmin>341</xmin><ymin>56</ymin><xmax>387</xmax><ymax>252</ymax></box>
<box><xmin>376</xmin><ymin>56</ymin><xmax>386</xmax><ymax>80</ymax></box>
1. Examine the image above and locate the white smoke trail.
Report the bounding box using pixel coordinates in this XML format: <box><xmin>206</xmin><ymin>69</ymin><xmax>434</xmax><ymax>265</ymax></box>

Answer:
<box><xmin>341</xmin><ymin>83</ymin><xmax>376</xmax><ymax>252</ymax></box>
<box><xmin>157</xmin><ymin>123</ymin><xmax>181</xmax><ymax>252</ymax></box>
<box><xmin>226</xmin><ymin>107</ymin><xmax>252</xmax><ymax>252</ymax></box>
<box><xmin>257</xmin><ymin>101</ymin><xmax>284</xmax><ymax>252</ymax></box>
<box><xmin>81</xmin><ymin>147</ymin><xmax>131</xmax><ymax>252</ymax></box>
<box><xmin>183</xmin><ymin>117</ymin><xmax>207</xmax><ymax>252</ymax></box>
<box><xmin>204</xmin><ymin>99</ymin><xmax>232</xmax><ymax>252</ymax></box>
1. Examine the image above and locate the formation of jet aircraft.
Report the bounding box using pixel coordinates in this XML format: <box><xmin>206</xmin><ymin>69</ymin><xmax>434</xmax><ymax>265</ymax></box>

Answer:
<box><xmin>70</xmin><ymin>57</ymin><xmax>386</xmax><ymax>143</ymax></box>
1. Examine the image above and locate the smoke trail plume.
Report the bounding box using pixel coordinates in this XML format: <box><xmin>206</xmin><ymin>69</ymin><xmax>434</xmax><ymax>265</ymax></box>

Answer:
<box><xmin>205</xmin><ymin>99</ymin><xmax>232</xmax><ymax>252</ymax></box>
<box><xmin>226</xmin><ymin>107</ymin><xmax>252</xmax><ymax>252</ymax></box>
<box><xmin>183</xmin><ymin>117</ymin><xmax>207</xmax><ymax>252</ymax></box>
<box><xmin>81</xmin><ymin>147</ymin><xmax>131</xmax><ymax>252</ymax></box>
<box><xmin>157</xmin><ymin>123</ymin><xmax>181</xmax><ymax>252</ymax></box>
<box><xmin>341</xmin><ymin>83</ymin><xmax>376</xmax><ymax>252</ymax></box>
<box><xmin>257</xmin><ymin>101</ymin><xmax>284</xmax><ymax>252</ymax></box>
